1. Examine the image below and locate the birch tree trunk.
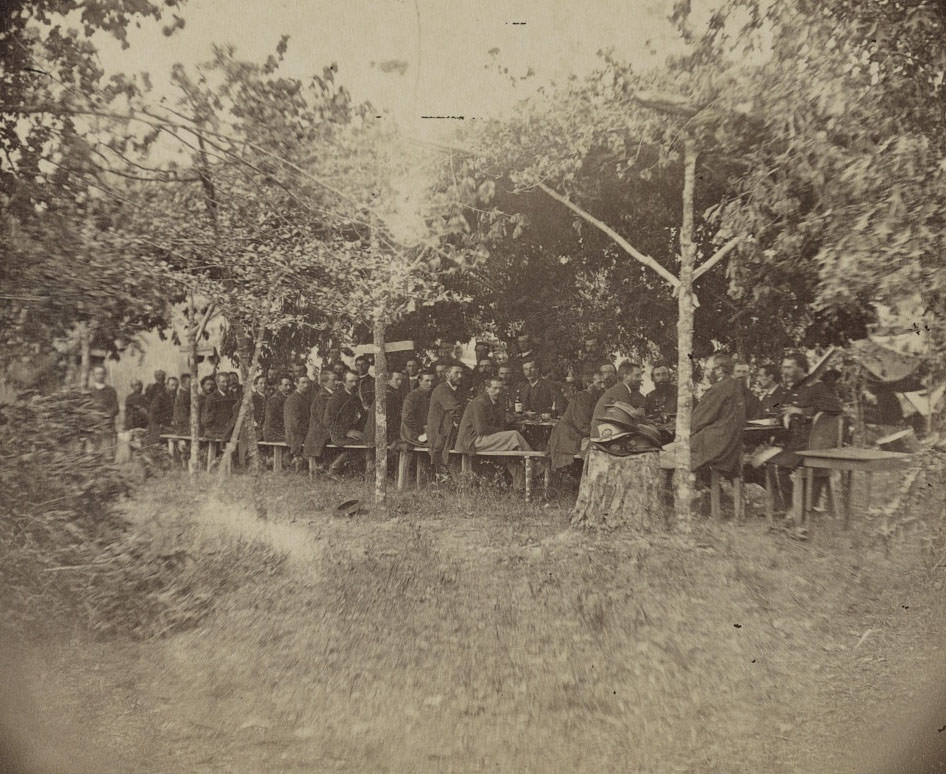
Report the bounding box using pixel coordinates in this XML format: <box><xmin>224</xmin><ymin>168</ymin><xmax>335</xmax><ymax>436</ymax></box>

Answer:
<box><xmin>77</xmin><ymin>321</ymin><xmax>91</xmax><ymax>389</ymax></box>
<box><xmin>673</xmin><ymin>137</ymin><xmax>698</xmax><ymax>531</ymax></box>
<box><xmin>372</xmin><ymin>312</ymin><xmax>388</xmax><ymax>506</ymax></box>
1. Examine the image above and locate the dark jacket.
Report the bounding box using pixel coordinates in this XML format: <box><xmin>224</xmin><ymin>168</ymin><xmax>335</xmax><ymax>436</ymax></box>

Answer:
<box><xmin>400</xmin><ymin>387</ymin><xmax>432</xmax><ymax>447</ymax></box>
<box><xmin>548</xmin><ymin>385</ymin><xmax>602</xmax><ymax>470</ymax></box>
<box><xmin>515</xmin><ymin>378</ymin><xmax>562</xmax><ymax>415</ymax></box>
<box><xmin>284</xmin><ymin>391</ymin><xmax>309</xmax><ymax>455</ymax></box>
<box><xmin>759</xmin><ymin>385</ymin><xmax>788</xmax><ymax>415</ymax></box>
<box><xmin>124</xmin><ymin>392</ymin><xmax>149</xmax><ymax>431</ymax></box>
<box><xmin>326</xmin><ymin>388</ymin><xmax>365</xmax><ymax>446</ymax></box>
<box><xmin>172</xmin><ymin>388</ymin><xmax>191</xmax><ymax>434</ymax></box>
<box><xmin>427</xmin><ymin>381</ymin><xmax>464</xmax><ymax>466</ymax></box>
<box><xmin>741</xmin><ymin>383</ymin><xmax>763</xmax><ymax>421</ymax></box>
<box><xmin>262</xmin><ymin>393</ymin><xmax>287</xmax><ymax>442</ymax></box>
<box><xmin>357</xmin><ymin>374</ymin><xmax>376</xmax><ymax>411</ymax></box>
<box><xmin>252</xmin><ymin>391</ymin><xmax>267</xmax><ymax>429</ymax></box>
<box><xmin>363</xmin><ymin>385</ymin><xmax>403</xmax><ymax>448</ymax></box>
<box><xmin>303</xmin><ymin>387</ymin><xmax>334</xmax><ymax>458</ymax></box>
<box><xmin>644</xmin><ymin>383</ymin><xmax>677</xmax><ymax>419</ymax></box>
<box><xmin>690</xmin><ymin>376</ymin><xmax>746</xmax><ymax>475</ymax></box>
<box><xmin>149</xmin><ymin>389</ymin><xmax>175</xmax><ymax>433</ymax></box>
<box><xmin>783</xmin><ymin>378</ymin><xmax>842</xmax><ymax>453</ymax></box>
<box><xmin>455</xmin><ymin>393</ymin><xmax>506</xmax><ymax>453</ymax></box>
<box><xmin>201</xmin><ymin>391</ymin><xmax>233</xmax><ymax>440</ymax></box>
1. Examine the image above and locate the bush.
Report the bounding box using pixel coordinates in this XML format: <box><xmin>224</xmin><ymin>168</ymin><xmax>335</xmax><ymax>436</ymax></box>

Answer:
<box><xmin>0</xmin><ymin>390</ymin><xmax>284</xmax><ymax>638</ymax></box>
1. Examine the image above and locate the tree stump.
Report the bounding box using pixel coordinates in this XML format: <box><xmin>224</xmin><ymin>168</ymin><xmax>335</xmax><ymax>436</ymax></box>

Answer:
<box><xmin>571</xmin><ymin>447</ymin><xmax>668</xmax><ymax>530</ymax></box>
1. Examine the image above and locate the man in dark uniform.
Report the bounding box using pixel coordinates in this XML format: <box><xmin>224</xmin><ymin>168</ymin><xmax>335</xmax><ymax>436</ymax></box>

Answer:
<box><xmin>143</xmin><ymin>369</ymin><xmax>166</xmax><ymax>408</ymax></box>
<box><xmin>88</xmin><ymin>365</ymin><xmax>119</xmax><ymax>452</ymax></box>
<box><xmin>734</xmin><ymin>360</ymin><xmax>762</xmax><ymax>420</ymax></box>
<box><xmin>262</xmin><ymin>375</ymin><xmax>292</xmax><ymax>442</ymax></box>
<box><xmin>200</xmin><ymin>375</ymin><xmax>232</xmax><ymax>440</ymax></box>
<box><xmin>770</xmin><ymin>351</ymin><xmax>842</xmax><ymax>512</ymax></box>
<box><xmin>644</xmin><ymin>363</ymin><xmax>677</xmax><ymax>420</ymax></box>
<box><xmin>284</xmin><ymin>374</ymin><xmax>310</xmax><ymax>466</ymax></box>
<box><xmin>364</xmin><ymin>371</ymin><xmax>405</xmax><ymax>448</ymax></box>
<box><xmin>548</xmin><ymin>368</ymin><xmax>604</xmax><ymax>471</ymax></box>
<box><xmin>304</xmin><ymin>371</ymin><xmax>336</xmax><ymax>467</ymax></box>
<box><xmin>401</xmin><ymin>371</ymin><xmax>435</xmax><ymax>447</ymax></box>
<box><xmin>470</xmin><ymin>358</ymin><xmax>494</xmax><ymax>398</ymax></box>
<box><xmin>325</xmin><ymin>370</ymin><xmax>367</xmax><ymax>474</ymax></box>
<box><xmin>689</xmin><ymin>353</ymin><xmax>747</xmax><ymax>478</ymax></box>
<box><xmin>427</xmin><ymin>364</ymin><xmax>465</xmax><ymax>478</ymax></box>
<box><xmin>149</xmin><ymin>375</ymin><xmax>178</xmax><ymax>436</ymax></box>
<box><xmin>757</xmin><ymin>363</ymin><xmax>786</xmax><ymax>415</ymax></box>
<box><xmin>354</xmin><ymin>355</ymin><xmax>375</xmax><ymax>411</ymax></box>
<box><xmin>172</xmin><ymin>374</ymin><xmax>192</xmax><ymax>434</ymax></box>
<box><xmin>251</xmin><ymin>375</ymin><xmax>268</xmax><ymax>432</ymax></box>
<box><xmin>516</xmin><ymin>358</ymin><xmax>563</xmax><ymax>415</ymax></box>
<box><xmin>404</xmin><ymin>357</ymin><xmax>422</xmax><ymax>393</ymax></box>
<box><xmin>124</xmin><ymin>379</ymin><xmax>149</xmax><ymax>430</ymax></box>
<box><xmin>592</xmin><ymin>361</ymin><xmax>646</xmax><ymax>436</ymax></box>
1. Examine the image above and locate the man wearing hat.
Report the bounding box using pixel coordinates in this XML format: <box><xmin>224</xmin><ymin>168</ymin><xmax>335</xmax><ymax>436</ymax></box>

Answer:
<box><xmin>592</xmin><ymin>360</ymin><xmax>646</xmax><ymax>436</ymax></box>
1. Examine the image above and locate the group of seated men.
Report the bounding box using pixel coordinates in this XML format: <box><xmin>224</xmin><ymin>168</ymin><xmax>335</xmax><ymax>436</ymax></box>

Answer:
<box><xmin>111</xmin><ymin>333</ymin><xmax>842</xmax><ymax>507</ymax></box>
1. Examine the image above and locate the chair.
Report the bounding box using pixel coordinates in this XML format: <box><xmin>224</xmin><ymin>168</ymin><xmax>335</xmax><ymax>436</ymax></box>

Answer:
<box><xmin>797</xmin><ymin>412</ymin><xmax>845</xmax><ymax>522</ymax></box>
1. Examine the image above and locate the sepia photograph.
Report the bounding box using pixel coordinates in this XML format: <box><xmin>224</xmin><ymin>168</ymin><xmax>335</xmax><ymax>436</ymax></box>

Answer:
<box><xmin>2</xmin><ymin>0</ymin><xmax>945</xmax><ymax>771</ymax></box>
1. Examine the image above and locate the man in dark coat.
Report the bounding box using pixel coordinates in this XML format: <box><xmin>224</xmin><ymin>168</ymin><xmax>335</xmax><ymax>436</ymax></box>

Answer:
<box><xmin>592</xmin><ymin>361</ymin><xmax>646</xmax><ymax>436</ymax></box>
<box><xmin>200</xmin><ymin>375</ymin><xmax>233</xmax><ymax>440</ymax></box>
<box><xmin>427</xmin><ymin>364</ymin><xmax>465</xmax><ymax>476</ymax></box>
<box><xmin>757</xmin><ymin>363</ymin><xmax>786</xmax><ymax>415</ymax></box>
<box><xmin>644</xmin><ymin>364</ymin><xmax>678</xmax><ymax>420</ymax></box>
<box><xmin>455</xmin><ymin>377</ymin><xmax>532</xmax><ymax>488</ymax></box>
<box><xmin>363</xmin><ymin>371</ymin><xmax>405</xmax><ymax>448</ymax></box>
<box><xmin>172</xmin><ymin>374</ymin><xmax>192</xmax><ymax>434</ymax></box>
<box><xmin>304</xmin><ymin>371</ymin><xmax>336</xmax><ymax>463</ymax></box>
<box><xmin>690</xmin><ymin>353</ymin><xmax>747</xmax><ymax>476</ymax></box>
<box><xmin>354</xmin><ymin>355</ymin><xmax>375</xmax><ymax>411</ymax></box>
<box><xmin>325</xmin><ymin>370</ymin><xmax>367</xmax><ymax>474</ymax></box>
<box><xmin>251</xmin><ymin>375</ymin><xmax>268</xmax><ymax>431</ymax></box>
<box><xmin>770</xmin><ymin>351</ymin><xmax>843</xmax><ymax>509</ymax></box>
<box><xmin>284</xmin><ymin>374</ymin><xmax>310</xmax><ymax>462</ymax></box>
<box><xmin>735</xmin><ymin>360</ymin><xmax>763</xmax><ymax>420</ymax></box>
<box><xmin>515</xmin><ymin>358</ymin><xmax>563</xmax><ymax>415</ymax></box>
<box><xmin>149</xmin><ymin>376</ymin><xmax>178</xmax><ymax>436</ymax></box>
<box><xmin>404</xmin><ymin>357</ymin><xmax>422</xmax><ymax>394</ymax></box>
<box><xmin>262</xmin><ymin>375</ymin><xmax>292</xmax><ymax>442</ymax></box>
<box><xmin>143</xmin><ymin>369</ymin><xmax>166</xmax><ymax>408</ymax></box>
<box><xmin>124</xmin><ymin>379</ymin><xmax>149</xmax><ymax>430</ymax></box>
<box><xmin>401</xmin><ymin>371</ymin><xmax>435</xmax><ymax>446</ymax></box>
<box><xmin>470</xmin><ymin>358</ymin><xmax>494</xmax><ymax>398</ymax></box>
<box><xmin>88</xmin><ymin>365</ymin><xmax>119</xmax><ymax>452</ymax></box>
<box><xmin>548</xmin><ymin>369</ymin><xmax>604</xmax><ymax>470</ymax></box>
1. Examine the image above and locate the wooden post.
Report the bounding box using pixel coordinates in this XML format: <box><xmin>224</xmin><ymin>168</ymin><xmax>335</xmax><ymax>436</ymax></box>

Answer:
<box><xmin>673</xmin><ymin>137</ymin><xmax>698</xmax><ymax>531</ymax></box>
<box><xmin>373</xmin><ymin>313</ymin><xmax>388</xmax><ymax>506</ymax></box>
<box><xmin>77</xmin><ymin>321</ymin><xmax>91</xmax><ymax>389</ymax></box>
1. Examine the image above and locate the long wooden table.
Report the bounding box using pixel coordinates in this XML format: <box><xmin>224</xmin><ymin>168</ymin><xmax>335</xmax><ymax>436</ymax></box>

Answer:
<box><xmin>793</xmin><ymin>447</ymin><xmax>913</xmax><ymax>528</ymax></box>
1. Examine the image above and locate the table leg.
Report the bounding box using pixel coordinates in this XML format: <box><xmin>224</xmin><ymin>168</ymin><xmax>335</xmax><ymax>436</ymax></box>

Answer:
<box><xmin>710</xmin><ymin>469</ymin><xmax>721</xmax><ymax>520</ymax></box>
<box><xmin>397</xmin><ymin>450</ymin><xmax>409</xmax><ymax>491</ymax></box>
<box><xmin>524</xmin><ymin>457</ymin><xmax>534</xmax><ymax>503</ymax></box>
<box><xmin>734</xmin><ymin>476</ymin><xmax>744</xmax><ymax>522</ymax></box>
<box><xmin>804</xmin><ymin>467</ymin><xmax>813</xmax><ymax>523</ymax></box>
<box><xmin>415</xmin><ymin>453</ymin><xmax>424</xmax><ymax>488</ymax></box>
<box><xmin>765</xmin><ymin>466</ymin><xmax>774</xmax><ymax>524</ymax></box>
<box><xmin>167</xmin><ymin>438</ymin><xmax>175</xmax><ymax>457</ymax></box>
<box><xmin>828</xmin><ymin>475</ymin><xmax>846</xmax><ymax>528</ymax></box>
<box><xmin>206</xmin><ymin>441</ymin><xmax>214</xmax><ymax>472</ymax></box>
<box><xmin>543</xmin><ymin>459</ymin><xmax>551</xmax><ymax>501</ymax></box>
<box><xmin>273</xmin><ymin>445</ymin><xmax>283</xmax><ymax>473</ymax></box>
<box><xmin>863</xmin><ymin>471</ymin><xmax>873</xmax><ymax>514</ymax></box>
<box><xmin>791</xmin><ymin>469</ymin><xmax>804</xmax><ymax>527</ymax></box>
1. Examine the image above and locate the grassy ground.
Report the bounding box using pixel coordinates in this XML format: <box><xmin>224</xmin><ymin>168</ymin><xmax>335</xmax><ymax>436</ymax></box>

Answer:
<box><xmin>6</xmin><ymin>462</ymin><xmax>946</xmax><ymax>774</ymax></box>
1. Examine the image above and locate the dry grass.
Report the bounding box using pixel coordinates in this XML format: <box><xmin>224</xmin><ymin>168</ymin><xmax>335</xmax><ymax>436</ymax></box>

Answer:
<box><xmin>9</xmin><ymin>456</ymin><xmax>946</xmax><ymax>773</ymax></box>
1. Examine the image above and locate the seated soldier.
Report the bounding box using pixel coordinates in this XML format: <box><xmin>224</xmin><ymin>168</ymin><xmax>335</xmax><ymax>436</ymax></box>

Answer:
<box><xmin>690</xmin><ymin>353</ymin><xmax>747</xmax><ymax>479</ymax></box>
<box><xmin>124</xmin><ymin>379</ymin><xmax>149</xmax><ymax>431</ymax></box>
<box><xmin>200</xmin><ymin>375</ymin><xmax>233</xmax><ymax>441</ymax></box>
<box><xmin>284</xmin><ymin>374</ymin><xmax>311</xmax><ymax>466</ymax></box>
<box><xmin>599</xmin><ymin>362</ymin><xmax>618</xmax><ymax>389</ymax></box>
<box><xmin>427</xmin><ymin>364</ymin><xmax>466</xmax><ymax>478</ymax></box>
<box><xmin>757</xmin><ymin>363</ymin><xmax>786</xmax><ymax>415</ymax></box>
<box><xmin>769</xmin><ymin>351</ymin><xmax>843</xmax><ymax>515</ymax></box>
<box><xmin>497</xmin><ymin>363</ymin><xmax>518</xmax><ymax>415</ymax></box>
<box><xmin>734</xmin><ymin>359</ymin><xmax>762</xmax><ymax>420</ymax></box>
<box><xmin>143</xmin><ymin>369</ymin><xmax>166</xmax><ymax>407</ymax></box>
<box><xmin>644</xmin><ymin>363</ymin><xmax>677</xmax><ymax>420</ymax></box>
<box><xmin>325</xmin><ymin>370</ymin><xmax>366</xmax><ymax>474</ymax></box>
<box><xmin>363</xmin><ymin>371</ymin><xmax>406</xmax><ymax>448</ymax></box>
<box><xmin>455</xmin><ymin>377</ymin><xmax>533</xmax><ymax>489</ymax></box>
<box><xmin>354</xmin><ymin>355</ymin><xmax>375</xmax><ymax>410</ymax></box>
<box><xmin>262</xmin><ymin>375</ymin><xmax>292</xmax><ymax>443</ymax></box>
<box><xmin>515</xmin><ymin>358</ymin><xmax>563</xmax><ymax>415</ymax></box>
<box><xmin>172</xmin><ymin>374</ymin><xmax>191</xmax><ymax>435</ymax></box>
<box><xmin>433</xmin><ymin>362</ymin><xmax>449</xmax><ymax>384</ymax></box>
<box><xmin>251</xmin><ymin>375</ymin><xmax>268</xmax><ymax>431</ymax></box>
<box><xmin>304</xmin><ymin>370</ymin><xmax>337</xmax><ymax>468</ymax></box>
<box><xmin>404</xmin><ymin>357</ymin><xmax>422</xmax><ymax>392</ymax></box>
<box><xmin>401</xmin><ymin>370</ymin><xmax>435</xmax><ymax>446</ymax></box>
<box><xmin>548</xmin><ymin>367</ymin><xmax>604</xmax><ymax>471</ymax></box>
<box><xmin>592</xmin><ymin>360</ymin><xmax>646</xmax><ymax>435</ymax></box>
<box><xmin>471</xmin><ymin>357</ymin><xmax>494</xmax><ymax>397</ymax></box>
<box><xmin>149</xmin><ymin>375</ymin><xmax>178</xmax><ymax>436</ymax></box>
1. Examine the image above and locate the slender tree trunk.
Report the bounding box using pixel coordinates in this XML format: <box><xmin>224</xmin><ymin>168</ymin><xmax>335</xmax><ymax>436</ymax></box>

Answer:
<box><xmin>673</xmin><ymin>137</ymin><xmax>698</xmax><ymax>531</ymax></box>
<box><xmin>373</xmin><ymin>313</ymin><xmax>388</xmax><ymax>506</ymax></box>
<box><xmin>77</xmin><ymin>321</ymin><xmax>91</xmax><ymax>389</ymax></box>
<box><xmin>187</xmin><ymin>297</ymin><xmax>201</xmax><ymax>475</ymax></box>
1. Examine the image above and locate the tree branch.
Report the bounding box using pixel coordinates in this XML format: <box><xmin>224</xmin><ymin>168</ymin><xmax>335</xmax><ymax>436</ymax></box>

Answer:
<box><xmin>536</xmin><ymin>182</ymin><xmax>680</xmax><ymax>289</ymax></box>
<box><xmin>692</xmin><ymin>236</ymin><xmax>741</xmax><ymax>281</ymax></box>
